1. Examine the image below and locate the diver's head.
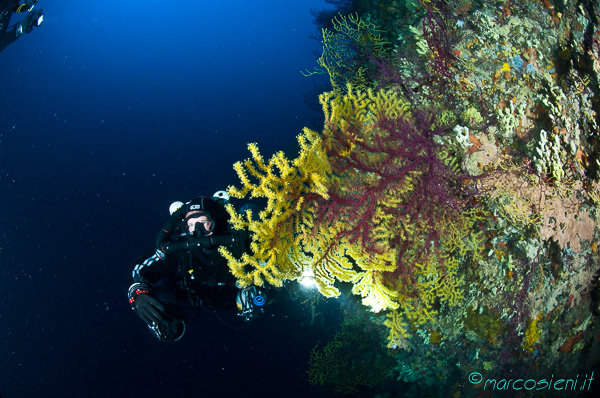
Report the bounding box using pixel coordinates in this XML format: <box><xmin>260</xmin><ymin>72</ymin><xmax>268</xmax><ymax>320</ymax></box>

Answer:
<box><xmin>185</xmin><ymin>212</ymin><xmax>214</xmax><ymax>236</ymax></box>
<box><xmin>184</xmin><ymin>197</ymin><xmax>216</xmax><ymax>236</ymax></box>
<box><xmin>182</xmin><ymin>196</ymin><xmax>231</xmax><ymax>235</ymax></box>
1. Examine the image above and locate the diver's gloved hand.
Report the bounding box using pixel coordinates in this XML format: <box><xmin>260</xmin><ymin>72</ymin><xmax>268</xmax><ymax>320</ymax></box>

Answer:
<box><xmin>133</xmin><ymin>293</ymin><xmax>166</xmax><ymax>325</ymax></box>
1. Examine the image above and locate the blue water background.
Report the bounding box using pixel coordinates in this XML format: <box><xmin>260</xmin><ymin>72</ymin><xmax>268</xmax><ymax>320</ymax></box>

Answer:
<box><xmin>0</xmin><ymin>1</ymin><xmax>338</xmax><ymax>397</ymax></box>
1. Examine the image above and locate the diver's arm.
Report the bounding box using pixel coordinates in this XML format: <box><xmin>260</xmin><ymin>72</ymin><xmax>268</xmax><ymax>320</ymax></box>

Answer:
<box><xmin>127</xmin><ymin>249</ymin><xmax>174</xmax><ymax>309</ymax></box>
<box><xmin>127</xmin><ymin>250</ymin><xmax>179</xmax><ymax>327</ymax></box>
<box><xmin>157</xmin><ymin>230</ymin><xmax>249</xmax><ymax>256</ymax></box>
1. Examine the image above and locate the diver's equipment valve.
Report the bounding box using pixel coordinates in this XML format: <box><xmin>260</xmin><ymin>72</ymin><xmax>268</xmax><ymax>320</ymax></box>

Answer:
<box><xmin>236</xmin><ymin>285</ymin><xmax>266</xmax><ymax>322</ymax></box>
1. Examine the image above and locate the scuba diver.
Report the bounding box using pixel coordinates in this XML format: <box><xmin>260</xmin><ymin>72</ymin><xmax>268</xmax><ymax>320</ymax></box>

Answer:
<box><xmin>0</xmin><ymin>0</ymin><xmax>43</xmax><ymax>54</ymax></box>
<box><xmin>127</xmin><ymin>192</ymin><xmax>267</xmax><ymax>342</ymax></box>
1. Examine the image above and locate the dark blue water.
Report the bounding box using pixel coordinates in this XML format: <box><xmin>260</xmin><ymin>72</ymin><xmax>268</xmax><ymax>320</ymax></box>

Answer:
<box><xmin>0</xmin><ymin>1</ymin><xmax>338</xmax><ymax>396</ymax></box>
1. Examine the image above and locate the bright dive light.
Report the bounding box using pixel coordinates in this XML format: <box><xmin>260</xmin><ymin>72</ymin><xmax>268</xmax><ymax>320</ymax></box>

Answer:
<box><xmin>299</xmin><ymin>270</ymin><xmax>317</xmax><ymax>289</ymax></box>
<box><xmin>36</xmin><ymin>14</ymin><xmax>44</xmax><ymax>27</ymax></box>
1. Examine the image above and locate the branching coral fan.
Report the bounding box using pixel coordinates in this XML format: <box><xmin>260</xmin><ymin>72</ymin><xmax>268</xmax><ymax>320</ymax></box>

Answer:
<box><xmin>308</xmin><ymin>316</ymin><xmax>395</xmax><ymax>394</ymax></box>
<box><xmin>221</xmin><ymin>85</ymin><xmax>483</xmax><ymax>325</ymax></box>
<box><xmin>307</xmin><ymin>13</ymin><xmax>387</xmax><ymax>92</ymax></box>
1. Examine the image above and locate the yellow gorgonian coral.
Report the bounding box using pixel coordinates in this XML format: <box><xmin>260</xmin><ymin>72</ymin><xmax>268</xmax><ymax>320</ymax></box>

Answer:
<box><xmin>220</xmin><ymin>127</ymin><xmax>331</xmax><ymax>288</ymax></box>
<box><xmin>223</xmin><ymin>86</ymin><xmax>476</xmax><ymax>324</ymax></box>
